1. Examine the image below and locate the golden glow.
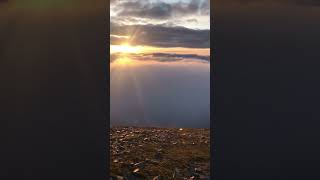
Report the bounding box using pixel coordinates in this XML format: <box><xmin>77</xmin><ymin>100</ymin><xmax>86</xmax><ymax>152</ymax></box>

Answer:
<box><xmin>110</xmin><ymin>44</ymin><xmax>142</xmax><ymax>54</ymax></box>
<box><xmin>110</xmin><ymin>44</ymin><xmax>210</xmax><ymax>56</ymax></box>
<box><xmin>113</xmin><ymin>57</ymin><xmax>134</xmax><ymax>65</ymax></box>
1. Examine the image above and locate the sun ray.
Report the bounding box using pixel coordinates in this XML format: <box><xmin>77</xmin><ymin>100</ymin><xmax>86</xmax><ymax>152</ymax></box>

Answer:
<box><xmin>110</xmin><ymin>43</ymin><xmax>142</xmax><ymax>54</ymax></box>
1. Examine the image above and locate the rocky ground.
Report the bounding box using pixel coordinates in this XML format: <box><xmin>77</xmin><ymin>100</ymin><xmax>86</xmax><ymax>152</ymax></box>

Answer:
<box><xmin>110</xmin><ymin>127</ymin><xmax>210</xmax><ymax>180</ymax></box>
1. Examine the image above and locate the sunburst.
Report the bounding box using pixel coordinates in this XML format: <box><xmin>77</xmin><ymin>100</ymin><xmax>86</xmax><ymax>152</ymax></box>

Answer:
<box><xmin>110</xmin><ymin>43</ymin><xmax>142</xmax><ymax>54</ymax></box>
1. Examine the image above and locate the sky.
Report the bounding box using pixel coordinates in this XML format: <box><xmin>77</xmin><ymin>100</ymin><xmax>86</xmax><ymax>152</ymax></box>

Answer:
<box><xmin>110</xmin><ymin>0</ymin><xmax>210</xmax><ymax>128</ymax></box>
<box><xmin>110</xmin><ymin>0</ymin><xmax>210</xmax><ymax>50</ymax></box>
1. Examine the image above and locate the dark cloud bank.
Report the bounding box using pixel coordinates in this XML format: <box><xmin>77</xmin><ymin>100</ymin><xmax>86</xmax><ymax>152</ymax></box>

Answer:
<box><xmin>111</xmin><ymin>23</ymin><xmax>210</xmax><ymax>48</ymax></box>
<box><xmin>151</xmin><ymin>53</ymin><xmax>210</xmax><ymax>61</ymax></box>
<box><xmin>114</xmin><ymin>0</ymin><xmax>209</xmax><ymax>19</ymax></box>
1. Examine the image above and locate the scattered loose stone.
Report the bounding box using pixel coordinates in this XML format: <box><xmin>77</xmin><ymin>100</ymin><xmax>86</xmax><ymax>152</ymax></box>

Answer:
<box><xmin>110</xmin><ymin>127</ymin><xmax>210</xmax><ymax>179</ymax></box>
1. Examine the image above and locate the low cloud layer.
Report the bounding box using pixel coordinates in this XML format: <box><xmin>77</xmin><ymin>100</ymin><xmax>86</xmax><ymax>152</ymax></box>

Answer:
<box><xmin>110</xmin><ymin>57</ymin><xmax>210</xmax><ymax>128</ymax></box>
<box><xmin>111</xmin><ymin>23</ymin><xmax>210</xmax><ymax>48</ymax></box>
<box><xmin>110</xmin><ymin>52</ymin><xmax>210</xmax><ymax>63</ymax></box>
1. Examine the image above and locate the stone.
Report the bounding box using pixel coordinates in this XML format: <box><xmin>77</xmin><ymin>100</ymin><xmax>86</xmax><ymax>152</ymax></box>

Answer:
<box><xmin>154</xmin><ymin>152</ymin><xmax>162</xmax><ymax>159</ymax></box>
<box><xmin>134</xmin><ymin>162</ymin><xmax>145</xmax><ymax>168</ymax></box>
<box><xmin>133</xmin><ymin>168</ymin><xmax>140</xmax><ymax>173</ymax></box>
<box><xmin>153</xmin><ymin>175</ymin><xmax>163</xmax><ymax>180</ymax></box>
<box><xmin>194</xmin><ymin>167</ymin><xmax>202</xmax><ymax>173</ymax></box>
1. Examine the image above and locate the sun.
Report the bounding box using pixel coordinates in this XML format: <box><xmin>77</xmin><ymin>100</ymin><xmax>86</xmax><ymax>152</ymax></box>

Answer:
<box><xmin>110</xmin><ymin>43</ymin><xmax>142</xmax><ymax>54</ymax></box>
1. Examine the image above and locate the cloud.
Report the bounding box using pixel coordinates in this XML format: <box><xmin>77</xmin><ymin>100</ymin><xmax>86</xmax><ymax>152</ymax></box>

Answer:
<box><xmin>112</xmin><ymin>0</ymin><xmax>210</xmax><ymax>19</ymax></box>
<box><xmin>187</xmin><ymin>18</ymin><xmax>198</xmax><ymax>23</ymax></box>
<box><xmin>111</xmin><ymin>52</ymin><xmax>210</xmax><ymax>63</ymax></box>
<box><xmin>111</xmin><ymin>16</ymin><xmax>149</xmax><ymax>25</ymax></box>
<box><xmin>150</xmin><ymin>53</ymin><xmax>210</xmax><ymax>62</ymax></box>
<box><xmin>172</xmin><ymin>0</ymin><xmax>210</xmax><ymax>16</ymax></box>
<box><xmin>110</xmin><ymin>35</ymin><xmax>128</xmax><ymax>45</ymax></box>
<box><xmin>110</xmin><ymin>23</ymin><xmax>210</xmax><ymax>48</ymax></box>
<box><xmin>117</xmin><ymin>1</ymin><xmax>172</xmax><ymax>19</ymax></box>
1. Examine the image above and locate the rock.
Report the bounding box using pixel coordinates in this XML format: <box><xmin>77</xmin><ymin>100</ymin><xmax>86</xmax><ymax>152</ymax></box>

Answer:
<box><xmin>194</xmin><ymin>167</ymin><xmax>202</xmax><ymax>173</ymax></box>
<box><xmin>191</xmin><ymin>172</ymin><xmax>200</xmax><ymax>178</ymax></box>
<box><xmin>133</xmin><ymin>168</ymin><xmax>140</xmax><ymax>173</ymax></box>
<box><xmin>110</xmin><ymin>127</ymin><xmax>210</xmax><ymax>179</ymax></box>
<box><xmin>174</xmin><ymin>168</ymin><xmax>181</xmax><ymax>178</ymax></box>
<box><xmin>124</xmin><ymin>173</ymin><xmax>137</xmax><ymax>180</ymax></box>
<box><xmin>133</xmin><ymin>162</ymin><xmax>145</xmax><ymax>168</ymax></box>
<box><xmin>116</xmin><ymin>176</ymin><xmax>124</xmax><ymax>180</ymax></box>
<box><xmin>153</xmin><ymin>175</ymin><xmax>163</xmax><ymax>180</ymax></box>
<box><xmin>148</xmin><ymin>159</ymin><xmax>160</xmax><ymax>165</ymax></box>
<box><xmin>110</xmin><ymin>175</ymin><xmax>124</xmax><ymax>180</ymax></box>
<box><xmin>154</xmin><ymin>152</ymin><xmax>162</xmax><ymax>159</ymax></box>
<box><xmin>175</xmin><ymin>168</ymin><xmax>180</xmax><ymax>173</ymax></box>
<box><xmin>172</xmin><ymin>168</ymin><xmax>177</xmax><ymax>179</ymax></box>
